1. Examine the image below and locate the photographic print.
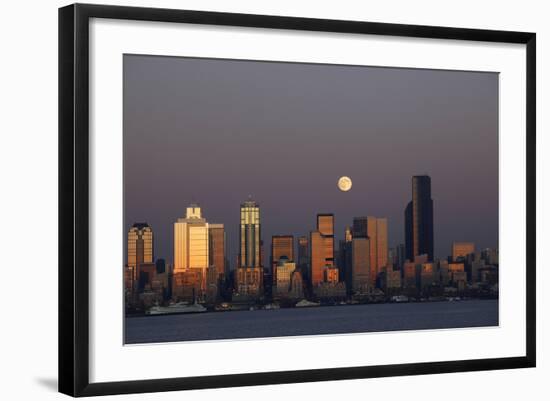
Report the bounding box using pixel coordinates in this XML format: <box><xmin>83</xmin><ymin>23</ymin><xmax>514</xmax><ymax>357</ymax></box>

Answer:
<box><xmin>123</xmin><ymin>55</ymin><xmax>499</xmax><ymax>344</ymax></box>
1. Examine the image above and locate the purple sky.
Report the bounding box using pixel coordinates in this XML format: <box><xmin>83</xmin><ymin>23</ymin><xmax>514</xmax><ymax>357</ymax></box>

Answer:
<box><xmin>123</xmin><ymin>55</ymin><xmax>498</xmax><ymax>266</ymax></box>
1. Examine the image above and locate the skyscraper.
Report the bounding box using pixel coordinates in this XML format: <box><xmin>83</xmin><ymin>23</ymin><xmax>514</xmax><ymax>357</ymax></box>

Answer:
<box><xmin>127</xmin><ymin>222</ymin><xmax>153</xmax><ymax>279</ymax></box>
<box><xmin>236</xmin><ymin>199</ymin><xmax>263</xmax><ymax>297</ymax></box>
<box><xmin>352</xmin><ymin>216</ymin><xmax>388</xmax><ymax>287</ymax></box>
<box><xmin>208</xmin><ymin>224</ymin><xmax>226</xmax><ymax>277</ymax></box>
<box><xmin>309</xmin><ymin>214</ymin><xmax>335</xmax><ymax>287</ymax></box>
<box><xmin>405</xmin><ymin>175</ymin><xmax>434</xmax><ymax>261</ymax></box>
<box><xmin>239</xmin><ymin>199</ymin><xmax>261</xmax><ymax>268</ymax></box>
<box><xmin>174</xmin><ymin>204</ymin><xmax>209</xmax><ymax>273</ymax></box>
<box><xmin>271</xmin><ymin>235</ymin><xmax>294</xmax><ymax>281</ymax></box>
<box><xmin>173</xmin><ymin>205</ymin><xmax>210</xmax><ymax>299</ymax></box>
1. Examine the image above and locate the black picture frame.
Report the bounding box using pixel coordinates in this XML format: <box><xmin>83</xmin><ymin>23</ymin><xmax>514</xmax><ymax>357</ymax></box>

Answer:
<box><xmin>58</xmin><ymin>3</ymin><xmax>536</xmax><ymax>397</ymax></box>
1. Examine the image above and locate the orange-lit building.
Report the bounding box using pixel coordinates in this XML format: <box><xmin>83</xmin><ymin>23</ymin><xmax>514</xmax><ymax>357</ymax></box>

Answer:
<box><xmin>309</xmin><ymin>214</ymin><xmax>334</xmax><ymax>287</ymax></box>
<box><xmin>452</xmin><ymin>242</ymin><xmax>475</xmax><ymax>261</ymax></box>
<box><xmin>352</xmin><ymin>216</ymin><xmax>388</xmax><ymax>287</ymax></box>
<box><xmin>271</xmin><ymin>235</ymin><xmax>294</xmax><ymax>281</ymax></box>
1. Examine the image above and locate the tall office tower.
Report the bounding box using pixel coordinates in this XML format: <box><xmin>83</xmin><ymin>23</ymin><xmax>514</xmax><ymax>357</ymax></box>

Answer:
<box><xmin>452</xmin><ymin>242</ymin><xmax>475</xmax><ymax>261</ymax></box>
<box><xmin>405</xmin><ymin>175</ymin><xmax>434</xmax><ymax>262</ymax></box>
<box><xmin>309</xmin><ymin>214</ymin><xmax>335</xmax><ymax>287</ymax></box>
<box><xmin>173</xmin><ymin>205</ymin><xmax>211</xmax><ymax>299</ymax></box>
<box><xmin>174</xmin><ymin>205</ymin><xmax>209</xmax><ymax>273</ymax></box>
<box><xmin>352</xmin><ymin>216</ymin><xmax>388</xmax><ymax>287</ymax></box>
<box><xmin>351</xmin><ymin>237</ymin><xmax>370</xmax><ymax>293</ymax></box>
<box><xmin>239</xmin><ymin>199</ymin><xmax>261</xmax><ymax>268</ymax></box>
<box><xmin>271</xmin><ymin>235</ymin><xmax>294</xmax><ymax>283</ymax></box>
<box><xmin>208</xmin><ymin>224</ymin><xmax>226</xmax><ymax>277</ymax></box>
<box><xmin>127</xmin><ymin>223</ymin><xmax>154</xmax><ymax>279</ymax></box>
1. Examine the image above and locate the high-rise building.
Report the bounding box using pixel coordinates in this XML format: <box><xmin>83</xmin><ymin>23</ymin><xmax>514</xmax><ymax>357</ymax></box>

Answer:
<box><xmin>239</xmin><ymin>199</ymin><xmax>261</xmax><ymax>268</ymax></box>
<box><xmin>236</xmin><ymin>199</ymin><xmax>263</xmax><ymax>297</ymax></box>
<box><xmin>174</xmin><ymin>205</ymin><xmax>209</xmax><ymax>273</ymax></box>
<box><xmin>127</xmin><ymin>223</ymin><xmax>154</xmax><ymax>280</ymax></box>
<box><xmin>208</xmin><ymin>224</ymin><xmax>226</xmax><ymax>277</ymax></box>
<box><xmin>173</xmin><ymin>205</ymin><xmax>210</xmax><ymax>298</ymax></box>
<box><xmin>452</xmin><ymin>242</ymin><xmax>475</xmax><ymax>261</ymax></box>
<box><xmin>352</xmin><ymin>216</ymin><xmax>388</xmax><ymax>287</ymax></box>
<box><xmin>271</xmin><ymin>235</ymin><xmax>294</xmax><ymax>281</ymax></box>
<box><xmin>405</xmin><ymin>175</ymin><xmax>434</xmax><ymax>262</ymax></box>
<box><xmin>310</xmin><ymin>214</ymin><xmax>334</xmax><ymax>287</ymax></box>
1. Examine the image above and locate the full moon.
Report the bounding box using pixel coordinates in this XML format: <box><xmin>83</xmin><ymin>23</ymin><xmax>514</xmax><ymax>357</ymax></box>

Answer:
<box><xmin>338</xmin><ymin>176</ymin><xmax>352</xmax><ymax>192</ymax></box>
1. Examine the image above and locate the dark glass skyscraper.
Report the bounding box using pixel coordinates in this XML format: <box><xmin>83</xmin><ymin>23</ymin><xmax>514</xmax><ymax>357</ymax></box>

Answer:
<box><xmin>405</xmin><ymin>175</ymin><xmax>434</xmax><ymax>261</ymax></box>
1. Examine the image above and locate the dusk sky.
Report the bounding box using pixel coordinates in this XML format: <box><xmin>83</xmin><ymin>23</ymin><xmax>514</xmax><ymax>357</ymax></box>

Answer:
<box><xmin>123</xmin><ymin>54</ymin><xmax>498</xmax><ymax>266</ymax></box>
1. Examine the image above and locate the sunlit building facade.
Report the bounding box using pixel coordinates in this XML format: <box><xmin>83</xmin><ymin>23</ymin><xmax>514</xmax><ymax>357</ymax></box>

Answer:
<box><xmin>271</xmin><ymin>235</ymin><xmax>294</xmax><ymax>282</ymax></box>
<box><xmin>173</xmin><ymin>205</ymin><xmax>211</xmax><ymax>298</ymax></box>
<box><xmin>452</xmin><ymin>242</ymin><xmax>475</xmax><ymax>261</ymax></box>
<box><xmin>127</xmin><ymin>223</ymin><xmax>154</xmax><ymax>280</ymax></box>
<box><xmin>273</xmin><ymin>258</ymin><xmax>296</xmax><ymax>297</ymax></box>
<box><xmin>310</xmin><ymin>214</ymin><xmax>335</xmax><ymax>287</ymax></box>
<box><xmin>352</xmin><ymin>216</ymin><xmax>388</xmax><ymax>287</ymax></box>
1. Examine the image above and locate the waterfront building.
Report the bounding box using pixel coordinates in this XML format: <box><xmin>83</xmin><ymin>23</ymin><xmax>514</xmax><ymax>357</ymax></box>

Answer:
<box><xmin>420</xmin><ymin>262</ymin><xmax>435</xmax><ymax>290</ymax></box>
<box><xmin>235</xmin><ymin>267</ymin><xmax>263</xmax><ymax>297</ymax></box>
<box><xmin>289</xmin><ymin>270</ymin><xmax>305</xmax><ymax>299</ymax></box>
<box><xmin>405</xmin><ymin>175</ymin><xmax>434</xmax><ymax>261</ymax></box>
<box><xmin>127</xmin><ymin>222</ymin><xmax>153</xmax><ymax>279</ymax></box>
<box><xmin>403</xmin><ymin>261</ymin><xmax>418</xmax><ymax>289</ymax></box>
<box><xmin>381</xmin><ymin>267</ymin><xmax>401</xmax><ymax>292</ymax></box>
<box><xmin>452</xmin><ymin>242</ymin><xmax>475</xmax><ymax>261</ymax></box>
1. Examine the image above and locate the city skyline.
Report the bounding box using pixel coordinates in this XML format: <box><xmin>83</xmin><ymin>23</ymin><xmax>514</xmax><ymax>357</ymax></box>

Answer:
<box><xmin>125</xmin><ymin>195</ymin><xmax>497</xmax><ymax>273</ymax></box>
<box><xmin>124</xmin><ymin>54</ymin><xmax>498</xmax><ymax>269</ymax></box>
<box><xmin>124</xmin><ymin>175</ymin><xmax>499</xmax><ymax>319</ymax></box>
